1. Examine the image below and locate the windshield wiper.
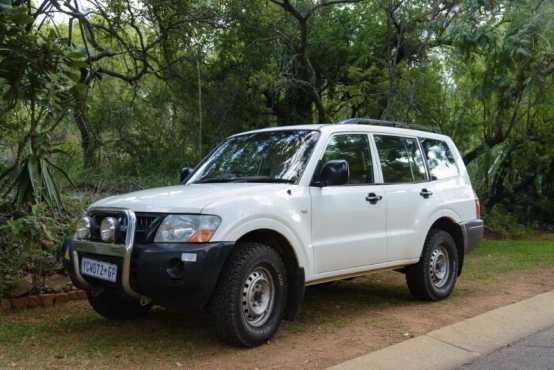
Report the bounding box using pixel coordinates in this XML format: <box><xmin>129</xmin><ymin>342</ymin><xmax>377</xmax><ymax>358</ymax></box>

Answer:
<box><xmin>195</xmin><ymin>176</ymin><xmax>295</xmax><ymax>184</ymax></box>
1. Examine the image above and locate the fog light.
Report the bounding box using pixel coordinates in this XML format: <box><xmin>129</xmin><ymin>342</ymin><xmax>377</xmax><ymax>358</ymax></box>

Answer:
<box><xmin>75</xmin><ymin>216</ymin><xmax>92</xmax><ymax>240</ymax></box>
<box><xmin>100</xmin><ymin>217</ymin><xmax>119</xmax><ymax>242</ymax></box>
<box><xmin>166</xmin><ymin>258</ymin><xmax>185</xmax><ymax>279</ymax></box>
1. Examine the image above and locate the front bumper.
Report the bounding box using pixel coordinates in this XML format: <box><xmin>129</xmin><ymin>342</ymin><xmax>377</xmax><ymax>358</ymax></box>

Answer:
<box><xmin>63</xmin><ymin>239</ymin><xmax>234</xmax><ymax>310</ymax></box>
<box><xmin>461</xmin><ymin>219</ymin><xmax>484</xmax><ymax>253</ymax></box>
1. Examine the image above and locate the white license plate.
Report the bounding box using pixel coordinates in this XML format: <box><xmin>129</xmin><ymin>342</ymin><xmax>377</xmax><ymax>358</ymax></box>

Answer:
<box><xmin>81</xmin><ymin>258</ymin><xmax>118</xmax><ymax>283</ymax></box>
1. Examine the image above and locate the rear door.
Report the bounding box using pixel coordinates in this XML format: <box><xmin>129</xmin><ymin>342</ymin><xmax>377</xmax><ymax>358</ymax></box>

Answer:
<box><xmin>373</xmin><ymin>134</ymin><xmax>437</xmax><ymax>262</ymax></box>
<box><xmin>419</xmin><ymin>137</ymin><xmax>475</xmax><ymax>221</ymax></box>
<box><xmin>311</xmin><ymin>133</ymin><xmax>387</xmax><ymax>274</ymax></box>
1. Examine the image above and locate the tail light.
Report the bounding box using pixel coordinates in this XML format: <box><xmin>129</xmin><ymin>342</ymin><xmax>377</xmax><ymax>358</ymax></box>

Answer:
<box><xmin>475</xmin><ymin>197</ymin><xmax>481</xmax><ymax>219</ymax></box>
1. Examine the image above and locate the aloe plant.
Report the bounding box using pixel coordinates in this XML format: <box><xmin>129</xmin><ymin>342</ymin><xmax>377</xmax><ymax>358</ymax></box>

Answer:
<box><xmin>1</xmin><ymin>135</ymin><xmax>73</xmax><ymax>211</ymax></box>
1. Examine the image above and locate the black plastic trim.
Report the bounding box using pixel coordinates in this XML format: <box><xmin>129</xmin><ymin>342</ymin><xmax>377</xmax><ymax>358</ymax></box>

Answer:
<box><xmin>462</xmin><ymin>219</ymin><xmax>484</xmax><ymax>253</ymax></box>
<box><xmin>129</xmin><ymin>242</ymin><xmax>234</xmax><ymax>310</ymax></box>
<box><xmin>64</xmin><ymin>239</ymin><xmax>235</xmax><ymax>310</ymax></box>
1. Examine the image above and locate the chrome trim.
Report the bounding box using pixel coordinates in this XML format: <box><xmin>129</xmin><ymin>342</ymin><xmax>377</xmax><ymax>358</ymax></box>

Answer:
<box><xmin>122</xmin><ymin>209</ymin><xmax>139</xmax><ymax>298</ymax></box>
<box><xmin>72</xmin><ymin>250</ymin><xmax>90</xmax><ymax>289</ymax></box>
<box><xmin>73</xmin><ymin>240</ymin><xmax>126</xmax><ymax>257</ymax></box>
<box><xmin>74</xmin><ymin>207</ymin><xmax>142</xmax><ymax>299</ymax></box>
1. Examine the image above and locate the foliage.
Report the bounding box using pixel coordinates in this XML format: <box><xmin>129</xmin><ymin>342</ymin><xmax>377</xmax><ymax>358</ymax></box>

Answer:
<box><xmin>0</xmin><ymin>0</ymin><xmax>554</xmax><ymax>296</ymax></box>
<box><xmin>0</xmin><ymin>196</ymin><xmax>93</xmax><ymax>297</ymax></box>
<box><xmin>0</xmin><ymin>0</ymin><xmax>86</xmax><ymax>210</ymax></box>
<box><xmin>483</xmin><ymin>206</ymin><xmax>531</xmax><ymax>240</ymax></box>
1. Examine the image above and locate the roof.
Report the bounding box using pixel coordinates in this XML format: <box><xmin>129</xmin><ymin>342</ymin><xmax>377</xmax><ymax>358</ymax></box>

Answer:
<box><xmin>231</xmin><ymin>122</ymin><xmax>450</xmax><ymax>140</ymax></box>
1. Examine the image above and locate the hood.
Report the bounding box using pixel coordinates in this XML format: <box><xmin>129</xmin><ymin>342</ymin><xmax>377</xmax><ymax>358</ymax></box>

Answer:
<box><xmin>89</xmin><ymin>183</ymin><xmax>290</xmax><ymax>213</ymax></box>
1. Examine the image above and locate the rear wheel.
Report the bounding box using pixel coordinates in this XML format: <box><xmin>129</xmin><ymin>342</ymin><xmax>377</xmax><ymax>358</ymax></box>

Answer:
<box><xmin>406</xmin><ymin>229</ymin><xmax>459</xmax><ymax>301</ymax></box>
<box><xmin>210</xmin><ymin>242</ymin><xmax>287</xmax><ymax>347</ymax></box>
<box><xmin>87</xmin><ymin>288</ymin><xmax>152</xmax><ymax>320</ymax></box>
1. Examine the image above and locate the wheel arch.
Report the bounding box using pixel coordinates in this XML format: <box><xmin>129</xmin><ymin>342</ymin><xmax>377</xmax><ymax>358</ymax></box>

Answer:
<box><xmin>236</xmin><ymin>228</ymin><xmax>306</xmax><ymax>321</ymax></box>
<box><xmin>426</xmin><ymin>217</ymin><xmax>465</xmax><ymax>275</ymax></box>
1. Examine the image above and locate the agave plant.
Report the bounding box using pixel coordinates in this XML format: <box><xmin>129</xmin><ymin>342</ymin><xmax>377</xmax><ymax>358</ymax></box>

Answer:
<box><xmin>1</xmin><ymin>134</ymin><xmax>73</xmax><ymax>212</ymax></box>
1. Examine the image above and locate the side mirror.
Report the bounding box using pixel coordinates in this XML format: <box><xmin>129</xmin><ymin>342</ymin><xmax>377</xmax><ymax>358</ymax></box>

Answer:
<box><xmin>317</xmin><ymin>160</ymin><xmax>349</xmax><ymax>187</ymax></box>
<box><xmin>180</xmin><ymin>167</ymin><xmax>193</xmax><ymax>183</ymax></box>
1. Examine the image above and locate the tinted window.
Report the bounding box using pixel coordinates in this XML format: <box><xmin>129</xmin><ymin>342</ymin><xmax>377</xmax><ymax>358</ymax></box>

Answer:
<box><xmin>321</xmin><ymin>134</ymin><xmax>374</xmax><ymax>184</ymax></box>
<box><xmin>375</xmin><ymin>135</ymin><xmax>427</xmax><ymax>183</ymax></box>
<box><xmin>420</xmin><ymin>138</ymin><xmax>458</xmax><ymax>180</ymax></box>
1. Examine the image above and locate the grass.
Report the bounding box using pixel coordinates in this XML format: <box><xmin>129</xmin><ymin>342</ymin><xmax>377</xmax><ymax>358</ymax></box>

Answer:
<box><xmin>463</xmin><ymin>239</ymin><xmax>554</xmax><ymax>280</ymax></box>
<box><xmin>0</xmin><ymin>239</ymin><xmax>553</xmax><ymax>369</ymax></box>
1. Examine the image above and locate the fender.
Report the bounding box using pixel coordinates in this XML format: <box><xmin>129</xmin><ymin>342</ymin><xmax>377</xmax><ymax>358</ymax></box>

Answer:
<box><xmin>415</xmin><ymin>207</ymin><xmax>462</xmax><ymax>258</ymax></box>
<box><xmin>217</xmin><ymin>217</ymin><xmax>312</xmax><ymax>279</ymax></box>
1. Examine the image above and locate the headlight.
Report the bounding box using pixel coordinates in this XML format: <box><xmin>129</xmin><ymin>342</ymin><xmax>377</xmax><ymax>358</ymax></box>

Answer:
<box><xmin>75</xmin><ymin>216</ymin><xmax>91</xmax><ymax>240</ymax></box>
<box><xmin>100</xmin><ymin>217</ymin><xmax>119</xmax><ymax>243</ymax></box>
<box><xmin>154</xmin><ymin>215</ymin><xmax>221</xmax><ymax>243</ymax></box>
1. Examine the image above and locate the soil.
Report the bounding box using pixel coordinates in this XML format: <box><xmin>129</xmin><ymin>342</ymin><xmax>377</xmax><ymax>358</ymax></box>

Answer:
<box><xmin>183</xmin><ymin>268</ymin><xmax>554</xmax><ymax>370</ymax></box>
<box><xmin>2</xmin><ymin>266</ymin><xmax>552</xmax><ymax>370</ymax></box>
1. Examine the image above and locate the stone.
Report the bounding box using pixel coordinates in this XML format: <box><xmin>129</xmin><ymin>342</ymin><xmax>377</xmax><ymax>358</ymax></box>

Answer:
<box><xmin>10</xmin><ymin>297</ymin><xmax>29</xmax><ymax>309</ymax></box>
<box><xmin>26</xmin><ymin>295</ymin><xmax>41</xmax><ymax>309</ymax></box>
<box><xmin>8</xmin><ymin>278</ymin><xmax>32</xmax><ymax>298</ymax></box>
<box><xmin>54</xmin><ymin>293</ymin><xmax>70</xmax><ymax>305</ymax></box>
<box><xmin>45</xmin><ymin>273</ymin><xmax>71</xmax><ymax>293</ymax></box>
<box><xmin>39</xmin><ymin>294</ymin><xmax>55</xmax><ymax>307</ymax></box>
<box><xmin>0</xmin><ymin>299</ymin><xmax>11</xmax><ymax>311</ymax></box>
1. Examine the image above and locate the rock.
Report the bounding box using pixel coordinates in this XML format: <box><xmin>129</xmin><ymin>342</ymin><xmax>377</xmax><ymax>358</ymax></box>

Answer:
<box><xmin>0</xmin><ymin>299</ymin><xmax>11</xmax><ymax>311</ymax></box>
<box><xmin>45</xmin><ymin>273</ymin><xmax>71</xmax><ymax>293</ymax></box>
<box><xmin>54</xmin><ymin>293</ymin><xmax>70</xmax><ymax>305</ymax></box>
<box><xmin>26</xmin><ymin>295</ymin><xmax>41</xmax><ymax>308</ymax></box>
<box><xmin>8</xmin><ymin>279</ymin><xmax>32</xmax><ymax>298</ymax></box>
<box><xmin>11</xmin><ymin>297</ymin><xmax>29</xmax><ymax>309</ymax></box>
<box><xmin>39</xmin><ymin>294</ymin><xmax>55</xmax><ymax>307</ymax></box>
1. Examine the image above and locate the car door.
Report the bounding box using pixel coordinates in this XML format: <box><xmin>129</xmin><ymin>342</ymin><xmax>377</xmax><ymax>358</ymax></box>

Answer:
<box><xmin>373</xmin><ymin>134</ymin><xmax>437</xmax><ymax>262</ymax></box>
<box><xmin>310</xmin><ymin>133</ymin><xmax>387</xmax><ymax>274</ymax></box>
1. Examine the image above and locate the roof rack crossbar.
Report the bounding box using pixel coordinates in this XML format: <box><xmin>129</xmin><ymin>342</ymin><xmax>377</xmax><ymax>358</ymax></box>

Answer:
<box><xmin>338</xmin><ymin>118</ymin><xmax>441</xmax><ymax>134</ymax></box>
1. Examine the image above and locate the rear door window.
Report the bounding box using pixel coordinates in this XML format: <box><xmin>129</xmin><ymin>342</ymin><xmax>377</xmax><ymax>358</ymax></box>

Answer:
<box><xmin>374</xmin><ymin>135</ymin><xmax>427</xmax><ymax>183</ymax></box>
<box><xmin>420</xmin><ymin>138</ymin><xmax>458</xmax><ymax>180</ymax></box>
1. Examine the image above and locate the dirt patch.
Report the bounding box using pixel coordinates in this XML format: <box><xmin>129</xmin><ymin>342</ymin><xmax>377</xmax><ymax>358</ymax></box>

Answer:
<box><xmin>1</xmin><ymin>267</ymin><xmax>553</xmax><ymax>370</ymax></box>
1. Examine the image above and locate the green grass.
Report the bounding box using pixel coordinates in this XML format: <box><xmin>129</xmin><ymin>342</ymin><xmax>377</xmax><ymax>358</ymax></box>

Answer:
<box><xmin>463</xmin><ymin>239</ymin><xmax>554</xmax><ymax>280</ymax></box>
<box><xmin>0</xmin><ymin>238</ymin><xmax>553</xmax><ymax>369</ymax></box>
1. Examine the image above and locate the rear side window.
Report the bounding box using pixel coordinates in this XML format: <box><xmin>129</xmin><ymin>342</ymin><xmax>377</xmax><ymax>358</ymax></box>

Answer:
<box><xmin>321</xmin><ymin>134</ymin><xmax>374</xmax><ymax>184</ymax></box>
<box><xmin>374</xmin><ymin>135</ymin><xmax>427</xmax><ymax>183</ymax></box>
<box><xmin>420</xmin><ymin>138</ymin><xmax>458</xmax><ymax>180</ymax></box>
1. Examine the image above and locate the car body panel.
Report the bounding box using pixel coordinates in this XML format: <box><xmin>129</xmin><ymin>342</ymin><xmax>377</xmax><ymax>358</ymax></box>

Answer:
<box><xmin>81</xmin><ymin>123</ymin><xmax>481</xmax><ymax>287</ymax></box>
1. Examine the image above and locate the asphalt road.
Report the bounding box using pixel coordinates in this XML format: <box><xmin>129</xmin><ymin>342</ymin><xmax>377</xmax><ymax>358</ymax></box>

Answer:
<box><xmin>458</xmin><ymin>325</ymin><xmax>554</xmax><ymax>370</ymax></box>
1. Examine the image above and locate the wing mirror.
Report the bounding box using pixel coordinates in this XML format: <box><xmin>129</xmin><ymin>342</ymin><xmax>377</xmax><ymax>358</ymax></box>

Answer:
<box><xmin>180</xmin><ymin>167</ymin><xmax>193</xmax><ymax>183</ymax></box>
<box><xmin>315</xmin><ymin>160</ymin><xmax>349</xmax><ymax>187</ymax></box>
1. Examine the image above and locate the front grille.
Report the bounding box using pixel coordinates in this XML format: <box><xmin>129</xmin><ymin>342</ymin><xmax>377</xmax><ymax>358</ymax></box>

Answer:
<box><xmin>135</xmin><ymin>213</ymin><xmax>165</xmax><ymax>243</ymax></box>
<box><xmin>89</xmin><ymin>211</ymin><xmax>128</xmax><ymax>244</ymax></box>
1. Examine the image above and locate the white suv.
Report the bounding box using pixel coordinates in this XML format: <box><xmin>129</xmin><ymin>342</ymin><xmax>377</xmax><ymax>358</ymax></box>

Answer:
<box><xmin>64</xmin><ymin>118</ymin><xmax>483</xmax><ymax>347</ymax></box>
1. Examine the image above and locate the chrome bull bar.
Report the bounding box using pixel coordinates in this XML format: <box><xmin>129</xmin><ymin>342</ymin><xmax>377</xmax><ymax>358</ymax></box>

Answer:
<box><xmin>72</xmin><ymin>207</ymin><xmax>141</xmax><ymax>299</ymax></box>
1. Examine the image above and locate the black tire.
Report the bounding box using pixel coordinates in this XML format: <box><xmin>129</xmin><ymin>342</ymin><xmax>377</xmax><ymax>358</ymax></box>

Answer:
<box><xmin>406</xmin><ymin>229</ymin><xmax>459</xmax><ymax>301</ymax></box>
<box><xmin>210</xmin><ymin>242</ymin><xmax>287</xmax><ymax>347</ymax></box>
<box><xmin>87</xmin><ymin>288</ymin><xmax>152</xmax><ymax>320</ymax></box>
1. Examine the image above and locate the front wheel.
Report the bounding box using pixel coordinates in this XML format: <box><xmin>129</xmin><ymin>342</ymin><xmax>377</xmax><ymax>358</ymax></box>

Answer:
<box><xmin>210</xmin><ymin>242</ymin><xmax>287</xmax><ymax>347</ymax></box>
<box><xmin>406</xmin><ymin>229</ymin><xmax>459</xmax><ymax>301</ymax></box>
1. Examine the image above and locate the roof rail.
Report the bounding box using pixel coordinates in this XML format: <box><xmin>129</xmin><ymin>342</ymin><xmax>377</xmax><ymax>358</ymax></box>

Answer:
<box><xmin>337</xmin><ymin>118</ymin><xmax>441</xmax><ymax>134</ymax></box>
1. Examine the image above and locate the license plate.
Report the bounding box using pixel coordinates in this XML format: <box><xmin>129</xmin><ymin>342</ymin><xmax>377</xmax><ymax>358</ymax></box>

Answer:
<box><xmin>81</xmin><ymin>258</ymin><xmax>118</xmax><ymax>283</ymax></box>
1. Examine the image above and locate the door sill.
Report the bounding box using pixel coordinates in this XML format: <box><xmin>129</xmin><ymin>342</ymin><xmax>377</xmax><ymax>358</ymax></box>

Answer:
<box><xmin>306</xmin><ymin>258</ymin><xmax>419</xmax><ymax>286</ymax></box>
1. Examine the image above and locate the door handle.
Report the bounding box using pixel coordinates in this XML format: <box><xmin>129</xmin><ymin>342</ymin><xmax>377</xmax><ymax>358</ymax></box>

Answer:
<box><xmin>365</xmin><ymin>193</ymin><xmax>383</xmax><ymax>204</ymax></box>
<box><xmin>420</xmin><ymin>188</ymin><xmax>433</xmax><ymax>198</ymax></box>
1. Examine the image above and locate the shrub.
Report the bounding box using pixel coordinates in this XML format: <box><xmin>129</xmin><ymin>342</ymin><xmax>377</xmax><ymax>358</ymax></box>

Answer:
<box><xmin>0</xmin><ymin>201</ymin><xmax>80</xmax><ymax>297</ymax></box>
<box><xmin>484</xmin><ymin>206</ymin><xmax>531</xmax><ymax>239</ymax></box>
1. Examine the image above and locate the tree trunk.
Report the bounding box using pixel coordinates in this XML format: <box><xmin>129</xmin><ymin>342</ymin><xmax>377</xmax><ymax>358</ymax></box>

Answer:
<box><xmin>73</xmin><ymin>90</ymin><xmax>96</xmax><ymax>169</ymax></box>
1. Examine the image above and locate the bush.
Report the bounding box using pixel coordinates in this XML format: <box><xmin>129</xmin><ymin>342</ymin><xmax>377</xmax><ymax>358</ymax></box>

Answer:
<box><xmin>484</xmin><ymin>206</ymin><xmax>531</xmax><ymax>239</ymax></box>
<box><xmin>0</xmin><ymin>198</ymin><xmax>89</xmax><ymax>298</ymax></box>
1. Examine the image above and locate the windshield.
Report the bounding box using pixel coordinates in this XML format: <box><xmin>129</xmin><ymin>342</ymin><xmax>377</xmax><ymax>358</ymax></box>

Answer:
<box><xmin>190</xmin><ymin>130</ymin><xmax>320</xmax><ymax>184</ymax></box>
